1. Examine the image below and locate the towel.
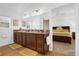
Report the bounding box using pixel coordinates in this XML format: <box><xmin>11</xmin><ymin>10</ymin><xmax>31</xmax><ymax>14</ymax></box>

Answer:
<box><xmin>46</xmin><ymin>35</ymin><xmax>51</xmax><ymax>45</ymax></box>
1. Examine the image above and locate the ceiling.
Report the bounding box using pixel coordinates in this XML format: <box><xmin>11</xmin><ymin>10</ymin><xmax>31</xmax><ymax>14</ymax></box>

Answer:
<box><xmin>0</xmin><ymin>3</ymin><xmax>69</xmax><ymax>19</ymax></box>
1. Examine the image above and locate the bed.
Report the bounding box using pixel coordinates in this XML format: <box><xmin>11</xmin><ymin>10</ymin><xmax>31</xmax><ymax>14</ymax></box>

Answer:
<box><xmin>53</xmin><ymin>26</ymin><xmax>72</xmax><ymax>44</ymax></box>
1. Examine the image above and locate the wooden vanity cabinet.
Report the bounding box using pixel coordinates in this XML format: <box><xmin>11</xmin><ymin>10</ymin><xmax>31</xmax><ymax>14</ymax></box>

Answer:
<box><xmin>13</xmin><ymin>31</ymin><xmax>49</xmax><ymax>54</ymax></box>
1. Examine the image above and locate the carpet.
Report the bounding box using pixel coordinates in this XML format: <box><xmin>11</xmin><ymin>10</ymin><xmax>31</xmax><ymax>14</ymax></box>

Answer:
<box><xmin>9</xmin><ymin>43</ymin><xmax>22</xmax><ymax>49</ymax></box>
<box><xmin>19</xmin><ymin>48</ymin><xmax>39</xmax><ymax>56</ymax></box>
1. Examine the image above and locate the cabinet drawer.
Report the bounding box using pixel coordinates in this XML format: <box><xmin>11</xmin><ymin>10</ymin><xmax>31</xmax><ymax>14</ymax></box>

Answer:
<box><xmin>36</xmin><ymin>34</ymin><xmax>44</xmax><ymax>38</ymax></box>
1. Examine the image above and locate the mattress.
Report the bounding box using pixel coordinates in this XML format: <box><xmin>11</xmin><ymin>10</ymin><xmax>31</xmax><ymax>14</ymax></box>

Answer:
<box><xmin>53</xmin><ymin>32</ymin><xmax>71</xmax><ymax>37</ymax></box>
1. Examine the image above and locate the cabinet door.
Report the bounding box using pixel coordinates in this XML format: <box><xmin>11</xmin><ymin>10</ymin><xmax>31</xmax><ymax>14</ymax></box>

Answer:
<box><xmin>22</xmin><ymin>33</ymin><xmax>26</xmax><ymax>47</ymax></box>
<box><xmin>20</xmin><ymin>32</ymin><xmax>23</xmax><ymax>45</ymax></box>
<box><xmin>19</xmin><ymin>32</ymin><xmax>22</xmax><ymax>45</ymax></box>
<box><xmin>26</xmin><ymin>33</ymin><xmax>32</xmax><ymax>48</ymax></box>
<box><xmin>31</xmin><ymin>34</ymin><xmax>36</xmax><ymax>50</ymax></box>
<box><xmin>14</xmin><ymin>32</ymin><xmax>17</xmax><ymax>43</ymax></box>
<box><xmin>37</xmin><ymin>42</ymin><xmax>44</xmax><ymax>53</ymax></box>
<box><xmin>17</xmin><ymin>32</ymin><xmax>21</xmax><ymax>45</ymax></box>
<box><xmin>44</xmin><ymin>44</ymin><xmax>49</xmax><ymax>53</ymax></box>
<box><xmin>16</xmin><ymin>32</ymin><xmax>19</xmax><ymax>44</ymax></box>
<box><xmin>36</xmin><ymin>35</ymin><xmax>44</xmax><ymax>53</ymax></box>
<box><xmin>37</xmin><ymin>34</ymin><xmax>44</xmax><ymax>44</ymax></box>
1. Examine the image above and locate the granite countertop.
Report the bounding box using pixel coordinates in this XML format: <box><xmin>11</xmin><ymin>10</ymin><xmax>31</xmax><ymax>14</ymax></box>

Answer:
<box><xmin>16</xmin><ymin>30</ymin><xmax>49</xmax><ymax>35</ymax></box>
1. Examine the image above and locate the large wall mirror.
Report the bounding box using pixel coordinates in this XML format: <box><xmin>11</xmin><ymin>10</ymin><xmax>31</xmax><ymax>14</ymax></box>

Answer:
<box><xmin>22</xmin><ymin>21</ymin><xmax>31</xmax><ymax>29</ymax></box>
<box><xmin>13</xmin><ymin>20</ymin><xmax>19</xmax><ymax>26</ymax></box>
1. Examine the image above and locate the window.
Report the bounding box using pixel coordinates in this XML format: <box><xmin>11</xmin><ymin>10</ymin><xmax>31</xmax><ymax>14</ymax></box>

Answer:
<box><xmin>0</xmin><ymin>22</ymin><xmax>9</xmax><ymax>28</ymax></box>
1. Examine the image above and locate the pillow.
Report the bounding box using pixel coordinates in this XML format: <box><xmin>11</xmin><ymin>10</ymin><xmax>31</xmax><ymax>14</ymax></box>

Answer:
<box><xmin>57</xmin><ymin>27</ymin><xmax>63</xmax><ymax>30</ymax></box>
<box><xmin>53</xmin><ymin>27</ymin><xmax>68</xmax><ymax>32</ymax></box>
<box><xmin>62</xmin><ymin>29</ymin><xmax>68</xmax><ymax>32</ymax></box>
<box><xmin>56</xmin><ymin>27</ymin><xmax>63</xmax><ymax>32</ymax></box>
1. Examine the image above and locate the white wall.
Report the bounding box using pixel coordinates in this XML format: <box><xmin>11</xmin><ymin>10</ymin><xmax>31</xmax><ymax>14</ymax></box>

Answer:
<box><xmin>0</xmin><ymin>16</ymin><xmax>13</xmax><ymax>46</ymax></box>
<box><xmin>75</xmin><ymin>4</ymin><xmax>79</xmax><ymax>56</ymax></box>
<box><xmin>51</xmin><ymin>4</ymin><xmax>76</xmax><ymax>34</ymax></box>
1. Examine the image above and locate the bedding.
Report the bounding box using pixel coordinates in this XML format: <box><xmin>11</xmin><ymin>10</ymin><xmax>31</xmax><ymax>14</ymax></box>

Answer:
<box><xmin>53</xmin><ymin>29</ymin><xmax>68</xmax><ymax>32</ymax></box>
<box><xmin>53</xmin><ymin>27</ymin><xmax>68</xmax><ymax>32</ymax></box>
<box><xmin>53</xmin><ymin>26</ymin><xmax>72</xmax><ymax>43</ymax></box>
<box><xmin>53</xmin><ymin>32</ymin><xmax>71</xmax><ymax>37</ymax></box>
<box><xmin>53</xmin><ymin>27</ymin><xmax>71</xmax><ymax>37</ymax></box>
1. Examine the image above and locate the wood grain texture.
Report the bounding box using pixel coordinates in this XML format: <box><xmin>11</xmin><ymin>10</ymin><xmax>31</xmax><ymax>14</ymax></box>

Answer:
<box><xmin>13</xmin><ymin>30</ymin><xmax>49</xmax><ymax>54</ymax></box>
